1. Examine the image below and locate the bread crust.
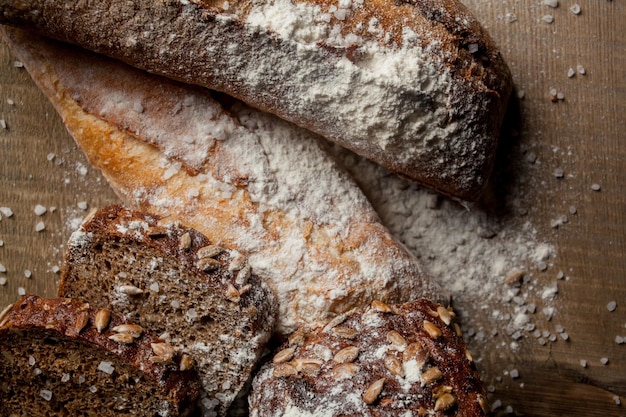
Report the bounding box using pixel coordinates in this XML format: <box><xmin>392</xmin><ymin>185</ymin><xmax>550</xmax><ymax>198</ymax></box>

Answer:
<box><xmin>1</xmin><ymin>28</ymin><xmax>445</xmax><ymax>336</ymax></box>
<box><xmin>59</xmin><ymin>204</ymin><xmax>278</xmax><ymax>416</ymax></box>
<box><xmin>0</xmin><ymin>295</ymin><xmax>200</xmax><ymax>416</ymax></box>
<box><xmin>250</xmin><ymin>298</ymin><xmax>488</xmax><ymax>417</ymax></box>
<box><xmin>0</xmin><ymin>0</ymin><xmax>512</xmax><ymax>200</ymax></box>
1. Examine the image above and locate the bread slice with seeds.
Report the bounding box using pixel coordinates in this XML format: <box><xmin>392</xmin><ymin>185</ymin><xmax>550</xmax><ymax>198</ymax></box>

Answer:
<box><xmin>250</xmin><ymin>299</ymin><xmax>489</xmax><ymax>417</ymax></box>
<box><xmin>0</xmin><ymin>294</ymin><xmax>200</xmax><ymax>416</ymax></box>
<box><xmin>58</xmin><ymin>205</ymin><xmax>277</xmax><ymax>417</ymax></box>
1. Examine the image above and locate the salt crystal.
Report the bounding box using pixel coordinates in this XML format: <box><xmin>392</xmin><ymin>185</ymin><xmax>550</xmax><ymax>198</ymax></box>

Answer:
<box><xmin>133</xmin><ymin>102</ymin><xmax>144</xmax><ymax>113</ymax></box>
<box><xmin>556</xmin><ymin>92</ymin><xmax>565</xmax><ymax>100</ymax></box>
<box><xmin>555</xmin><ymin>324</ymin><xmax>564</xmax><ymax>333</ymax></box>
<box><xmin>517</xmin><ymin>90</ymin><xmax>525</xmax><ymax>99</ymax></box>
<box><xmin>567</xmin><ymin>68</ymin><xmax>576</xmax><ymax>78</ymax></box>
<box><xmin>607</xmin><ymin>301</ymin><xmax>617</xmax><ymax>312</ymax></box>
<box><xmin>170</xmin><ymin>300</ymin><xmax>180</xmax><ymax>308</ymax></box>
<box><xmin>28</xmin><ymin>356</ymin><xmax>36</xmax><ymax>366</ymax></box>
<box><xmin>46</xmin><ymin>153</ymin><xmax>56</xmax><ymax>161</ymax></box>
<box><xmin>97</xmin><ymin>361</ymin><xmax>115</xmax><ymax>374</ymax></box>
<box><xmin>24</xmin><ymin>270</ymin><xmax>32</xmax><ymax>278</ymax></box>
<box><xmin>580</xmin><ymin>359</ymin><xmax>587</xmax><ymax>368</ymax></box>
<box><xmin>615</xmin><ymin>335</ymin><xmax>624</xmax><ymax>344</ymax></box>
<box><xmin>40</xmin><ymin>390</ymin><xmax>53</xmax><ymax>401</ymax></box>
<box><xmin>505</xmin><ymin>406</ymin><xmax>514</xmax><ymax>414</ymax></box>
<box><xmin>0</xmin><ymin>263</ymin><xmax>6</xmax><ymax>273</ymax></box>
<box><xmin>577</xmin><ymin>65</ymin><xmax>586</xmax><ymax>75</ymax></box>
<box><xmin>0</xmin><ymin>240</ymin><xmax>3</xmax><ymax>247</ymax></box>
<box><xmin>569</xmin><ymin>4</ymin><xmax>581</xmax><ymax>14</ymax></box>
<box><xmin>614</xmin><ymin>396</ymin><xmax>621</xmax><ymax>405</ymax></box>
<box><xmin>77</xmin><ymin>201</ymin><xmax>88</xmax><ymax>210</ymax></box>
<box><xmin>505</xmin><ymin>12</ymin><xmax>518</xmax><ymax>23</ymax></box>
<box><xmin>0</xmin><ymin>207</ymin><xmax>13</xmax><ymax>217</ymax></box>
<box><xmin>510</xmin><ymin>369</ymin><xmax>520</xmax><ymax>379</ymax></box>
<box><xmin>13</xmin><ymin>60</ymin><xmax>24</xmax><ymax>68</ymax></box>
<box><xmin>491</xmin><ymin>399</ymin><xmax>502</xmax><ymax>411</ymax></box>
<box><xmin>569</xmin><ymin>206</ymin><xmax>577</xmax><ymax>215</ymax></box>
<box><xmin>560</xmin><ymin>332</ymin><xmax>569</xmax><ymax>341</ymax></box>
<box><xmin>61</xmin><ymin>373</ymin><xmax>71</xmax><ymax>382</ymax></box>
<box><xmin>18</xmin><ymin>287</ymin><xmax>26</xmax><ymax>296</ymax></box>
<box><xmin>150</xmin><ymin>282</ymin><xmax>160</xmax><ymax>292</ymax></box>
<box><xmin>51</xmin><ymin>265</ymin><xmax>60</xmax><ymax>274</ymax></box>
<box><xmin>6</xmin><ymin>98</ymin><xmax>14</xmax><ymax>106</ymax></box>
<box><xmin>0</xmin><ymin>277</ymin><xmax>6</xmax><ymax>286</ymax></box>
<box><xmin>34</xmin><ymin>204</ymin><xmax>47</xmax><ymax>216</ymax></box>
<box><xmin>591</xmin><ymin>183</ymin><xmax>601</xmax><ymax>191</ymax></box>
<box><xmin>543</xmin><ymin>0</ymin><xmax>558</xmax><ymax>7</ymax></box>
<box><xmin>600</xmin><ymin>357</ymin><xmax>609</xmax><ymax>365</ymax></box>
<box><xmin>0</xmin><ymin>119</ymin><xmax>6</xmax><ymax>129</ymax></box>
<box><xmin>542</xmin><ymin>14</ymin><xmax>554</xmax><ymax>23</ymax></box>
<box><xmin>35</xmin><ymin>221</ymin><xmax>46</xmax><ymax>232</ymax></box>
<box><xmin>553</xmin><ymin>168</ymin><xmax>564</xmax><ymax>178</ymax></box>
<box><xmin>89</xmin><ymin>385</ymin><xmax>98</xmax><ymax>393</ymax></box>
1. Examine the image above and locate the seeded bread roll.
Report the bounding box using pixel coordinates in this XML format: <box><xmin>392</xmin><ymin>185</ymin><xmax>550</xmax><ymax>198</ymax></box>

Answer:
<box><xmin>250</xmin><ymin>299</ymin><xmax>488</xmax><ymax>417</ymax></box>
<box><xmin>0</xmin><ymin>0</ymin><xmax>512</xmax><ymax>201</ymax></box>
<box><xmin>0</xmin><ymin>295</ymin><xmax>200</xmax><ymax>416</ymax></box>
<box><xmin>1</xmin><ymin>28</ymin><xmax>444</xmax><ymax>337</ymax></box>
<box><xmin>58</xmin><ymin>205</ymin><xmax>277</xmax><ymax>417</ymax></box>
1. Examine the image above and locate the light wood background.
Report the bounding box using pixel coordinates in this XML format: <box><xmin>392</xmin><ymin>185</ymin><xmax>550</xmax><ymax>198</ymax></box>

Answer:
<box><xmin>1</xmin><ymin>0</ymin><xmax>625</xmax><ymax>416</ymax></box>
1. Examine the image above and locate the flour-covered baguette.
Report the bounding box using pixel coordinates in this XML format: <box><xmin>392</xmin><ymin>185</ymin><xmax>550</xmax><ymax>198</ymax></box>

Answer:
<box><xmin>0</xmin><ymin>0</ymin><xmax>512</xmax><ymax>200</ymax></box>
<box><xmin>1</xmin><ymin>28</ymin><xmax>444</xmax><ymax>336</ymax></box>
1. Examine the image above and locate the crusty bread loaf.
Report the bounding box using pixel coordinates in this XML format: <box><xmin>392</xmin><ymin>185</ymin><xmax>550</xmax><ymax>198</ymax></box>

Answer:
<box><xmin>1</xmin><ymin>27</ymin><xmax>445</xmax><ymax>336</ymax></box>
<box><xmin>250</xmin><ymin>298</ymin><xmax>488</xmax><ymax>417</ymax></box>
<box><xmin>57</xmin><ymin>205</ymin><xmax>277</xmax><ymax>417</ymax></box>
<box><xmin>0</xmin><ymin>295</ymin><xmax>200</xmax><ymax>416</ymax></box>
<box><xmin>0</xmin><ymin>0</ymin><xmax>512</xmax><ymax>200</ymax></box>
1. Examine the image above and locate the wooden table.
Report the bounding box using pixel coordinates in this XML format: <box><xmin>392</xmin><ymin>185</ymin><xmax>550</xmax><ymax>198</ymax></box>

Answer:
<box><xmin>1</xmin><ymin>1</ymin><xmax>625</xmax><ymax>415</ymax></box>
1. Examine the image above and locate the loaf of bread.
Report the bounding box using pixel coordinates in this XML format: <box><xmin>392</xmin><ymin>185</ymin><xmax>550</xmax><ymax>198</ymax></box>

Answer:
<box><xmin>57</xmin><ymin>205</ymin><xmax>277</xmax><ymax>416</ymax></box>
<box><xmin>0</xmin><ymin>0</ymin><xmax>512</xmax><ymax>200</ymax></box>
<box><xmin>1</xmin><ymin>27</ymin><xmax>444</xmax><ymax>336</ymax></box>
<box><xmin>250</xmin><ymin>298</ymin><xmax>488</xmax><ymax>416</ymax></box>
<box><xmin>0</xmin><ymin>295</ymin><xmax>200</xmax><ymax>416</ymax></box>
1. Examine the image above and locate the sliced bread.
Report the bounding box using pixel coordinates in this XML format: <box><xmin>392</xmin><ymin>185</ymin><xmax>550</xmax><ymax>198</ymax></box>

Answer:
<box><xmin>58</xmin><ymin>205</ymin><xmax>277</xmax><ymax>416</ymax></box>
<box><xmin>0</xmin><ymin>294</ymin><xmax>200</xmax><ymax>416</ymax></box>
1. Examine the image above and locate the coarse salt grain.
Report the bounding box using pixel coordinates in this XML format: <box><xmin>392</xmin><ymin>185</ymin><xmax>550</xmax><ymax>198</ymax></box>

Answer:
<box><xmin>580</xmin><ymin>359</ymin><xmax>588</xmax><ymax>368</ymax></box>
<box><xmin>13</xmin><ymin>60</ymin><xmax>24</xmax><ymax>68</ymax></box>
<box><xmin>97</xmin><ymin>361</ymin><xmax>115</xmax><ymax>374</ymax></box>
<box><xmin>542</xmin><ymin>14</ymin><xmax>554</xmax><ymax>23</ymax></box>
<box><xmin>28</xmin><ymin>356</ymin><xmax>36</xmax><ymax>366</ymax></box>
<box><xmin>24</xmin><ymin>270</ymin><xmax>32</xmax><ymax>278</ymax></box>
<box><xmin>0</xmin><ymin>263</ymin><xmax>6</xmax><ymax>273</ymax></box>
<box><xmin>40</xmin><ymin>389</ymin><xmax>53</xmax><ymax>401</ymax></box>
<box><xmin>543</xmin><ymin>0</ymin><xmax>558</xmax><ymax>7</ymax></box>
<box><xmin>577</xmin><ymin>65</ymin><xmax>586</xmax><ymax>75</ymax></box>
<box><xmin>35</xmin><ymin>221</ymin><xmax>46</xmax><ymax>232</ymax></box>
<box><xmin>607</xmin><ymin>301</ymin><xmax>617</xmax><ymax>312</ymax></box>
<box><xmin>77</xmin><ymin>201</ymin><xmax>88</xmax><ymax>210</ymax></box>
<box><xmin>567</xmin><ymin>68</ymin><xmax>576</xmax><ymax>78</ymax></box>
<box><xmin>0</xmin><ymin>277</ymin><xmax>6</xmax><ymax>286</ymax></box>
<box><xmin>61</xmin><ymin>373</ymin><xmax>71</xmax><ymax>382</ymax></box>
<box><xmin>18</xmin><ymin>287</ymin><xmax>26</xmax><ymax>296</ymax></box>
<box><xmin>0</xmin><ymin>207</ymin><xmax>13</xmax><ymax>217</ymax></box>
<box><xmin>591</xmin><ymin>183</ymin><xmax>601</xmax><ymax>191</ymax></box>
<box><xmin>569</xmin><ymin>4</ymin><xmax>581</xmax><ymax>14</ymax></box>
<box><xmin>89</xmin><ymin>385</ymin><xmax>98</xmax><ymax>393</ymax></box>
<box><xmin>600</xmin><ymin>357</ymin><xmax>609</xmax><ymax>365</ymax></box>
<box><xmin>34</xmin><ymin>204</ymin><xmax>47</xmax><ymax>216</ymax></box>
<box><xmin>0</xmin><ymin>119</ymin><xmax>6</xmax><ymax>129</ymax></box>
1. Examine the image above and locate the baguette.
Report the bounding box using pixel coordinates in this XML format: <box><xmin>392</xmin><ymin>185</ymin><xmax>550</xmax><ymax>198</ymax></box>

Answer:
<box><xmin>0</xmin><ymin>0</ymin><xmax>512</xmax><ymax>200</ymax></box>
<box><xmin>250</xmin><ymin>298</ymin><xmax>488</xmax><ymax>416</ymax></box>
<box><xmin>1</xmin><ymin>28</ymin><xmax>444</xmax><ymax>336</ymax></box>
<box><xmin>58</xmin><ymin>205</ymin><xmax>277</xmax><ymax>416</ymax></box>
<box><xmin>0</xmin><ymin>295</ymin><xmax>200</xmax><ymax>416</ymax></box>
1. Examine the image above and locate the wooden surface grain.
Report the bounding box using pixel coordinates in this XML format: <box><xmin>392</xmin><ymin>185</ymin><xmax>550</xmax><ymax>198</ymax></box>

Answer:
<box><xmin>0</xmin><ymin>0</ymin><xmax>625</xmax><ymax>416</ymax></box>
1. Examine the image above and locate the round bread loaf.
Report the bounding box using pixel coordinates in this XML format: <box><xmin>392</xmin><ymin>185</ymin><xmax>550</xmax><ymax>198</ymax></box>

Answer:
<box><xmin>0</xmin><ymin>295</ymin><xmax>200</xmax><ymax>416</ymax></box>
<box><xmin>250</xmin><ymin>298</ymin><xmax>488</xmax><ymax>416</ymax></box>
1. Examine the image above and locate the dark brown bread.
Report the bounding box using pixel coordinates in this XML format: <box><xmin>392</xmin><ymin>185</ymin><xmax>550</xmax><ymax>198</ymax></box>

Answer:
<box><xmin>58</xmin><ymin>205</ymin><xmax>277</xmax><ymax>416</ymax></box>
<box><xmin>0</xmin><ymin>295</ymin><xmax>200</xmax><ymax>416</ymax></box>
<box><xmin>0</xmin><ymin>0</ymin><xmax>512</xmax><ymax>200</ymax></box>
<box><xmin>250</xmin><ymin>298</ymin><xmax>488</xmax><ymax>417</ymax></box>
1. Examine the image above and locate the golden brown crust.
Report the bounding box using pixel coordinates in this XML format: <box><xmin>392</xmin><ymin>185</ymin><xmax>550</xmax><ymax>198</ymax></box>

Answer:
<box><xmin>250</xmin><ymin>299</ymin><xmax>488</xmax><ymax>417</ymax></box>
<box><xmin>0</xmin><ymin>0</ymin><xmax>512</xmax><ymax>200</ymax></box>
<box><xmin>1</xmin><ymin>27</ymin><xmax>445</xmax><ymax>336</ymax></box>
<box><xmin>0</xmin><ymin>295</ymin><xmax>200</xmax><ymax>416</ymax></box>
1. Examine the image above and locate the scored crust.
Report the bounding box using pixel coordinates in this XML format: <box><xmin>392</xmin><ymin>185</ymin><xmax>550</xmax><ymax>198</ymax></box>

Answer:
<box><xmin>0</xmin><ymin>295</ymin><xmax>200</xmax><ymax>416</ymax></box>
<box><xmin>1</xmin><ymin>27</ymin><xmax>445</xmax><ymax>336</ymax></box>
<box><xmin>250</xmin><ymin>298</ymin><xmax>489</xmax><ymax>417</ymax></box>
<box><xmin>58</xmin><ymin>205</ymin><xmax>277</xmax><ymax>416</ymax></box>
<box><xmin>0</xmin><ymin>0</ymin><xmax>512</xmax><ymax>200</ymax></box>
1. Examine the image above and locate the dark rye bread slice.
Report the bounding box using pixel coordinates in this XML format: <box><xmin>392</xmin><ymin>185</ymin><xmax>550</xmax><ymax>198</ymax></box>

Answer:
<box><xmin>250</xmin><ymin>298</ymin><xmax>488</xmax><ymax>417</ymax></box>
<box><xmin>58</xmin><ymin>205</ymin><xmax>277</xmax><ymax>416</ymax></box>
<box><xmin>0</xmin><ymin>295</ymin><xmax>200</xmax><ymax>416</ymax></box>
